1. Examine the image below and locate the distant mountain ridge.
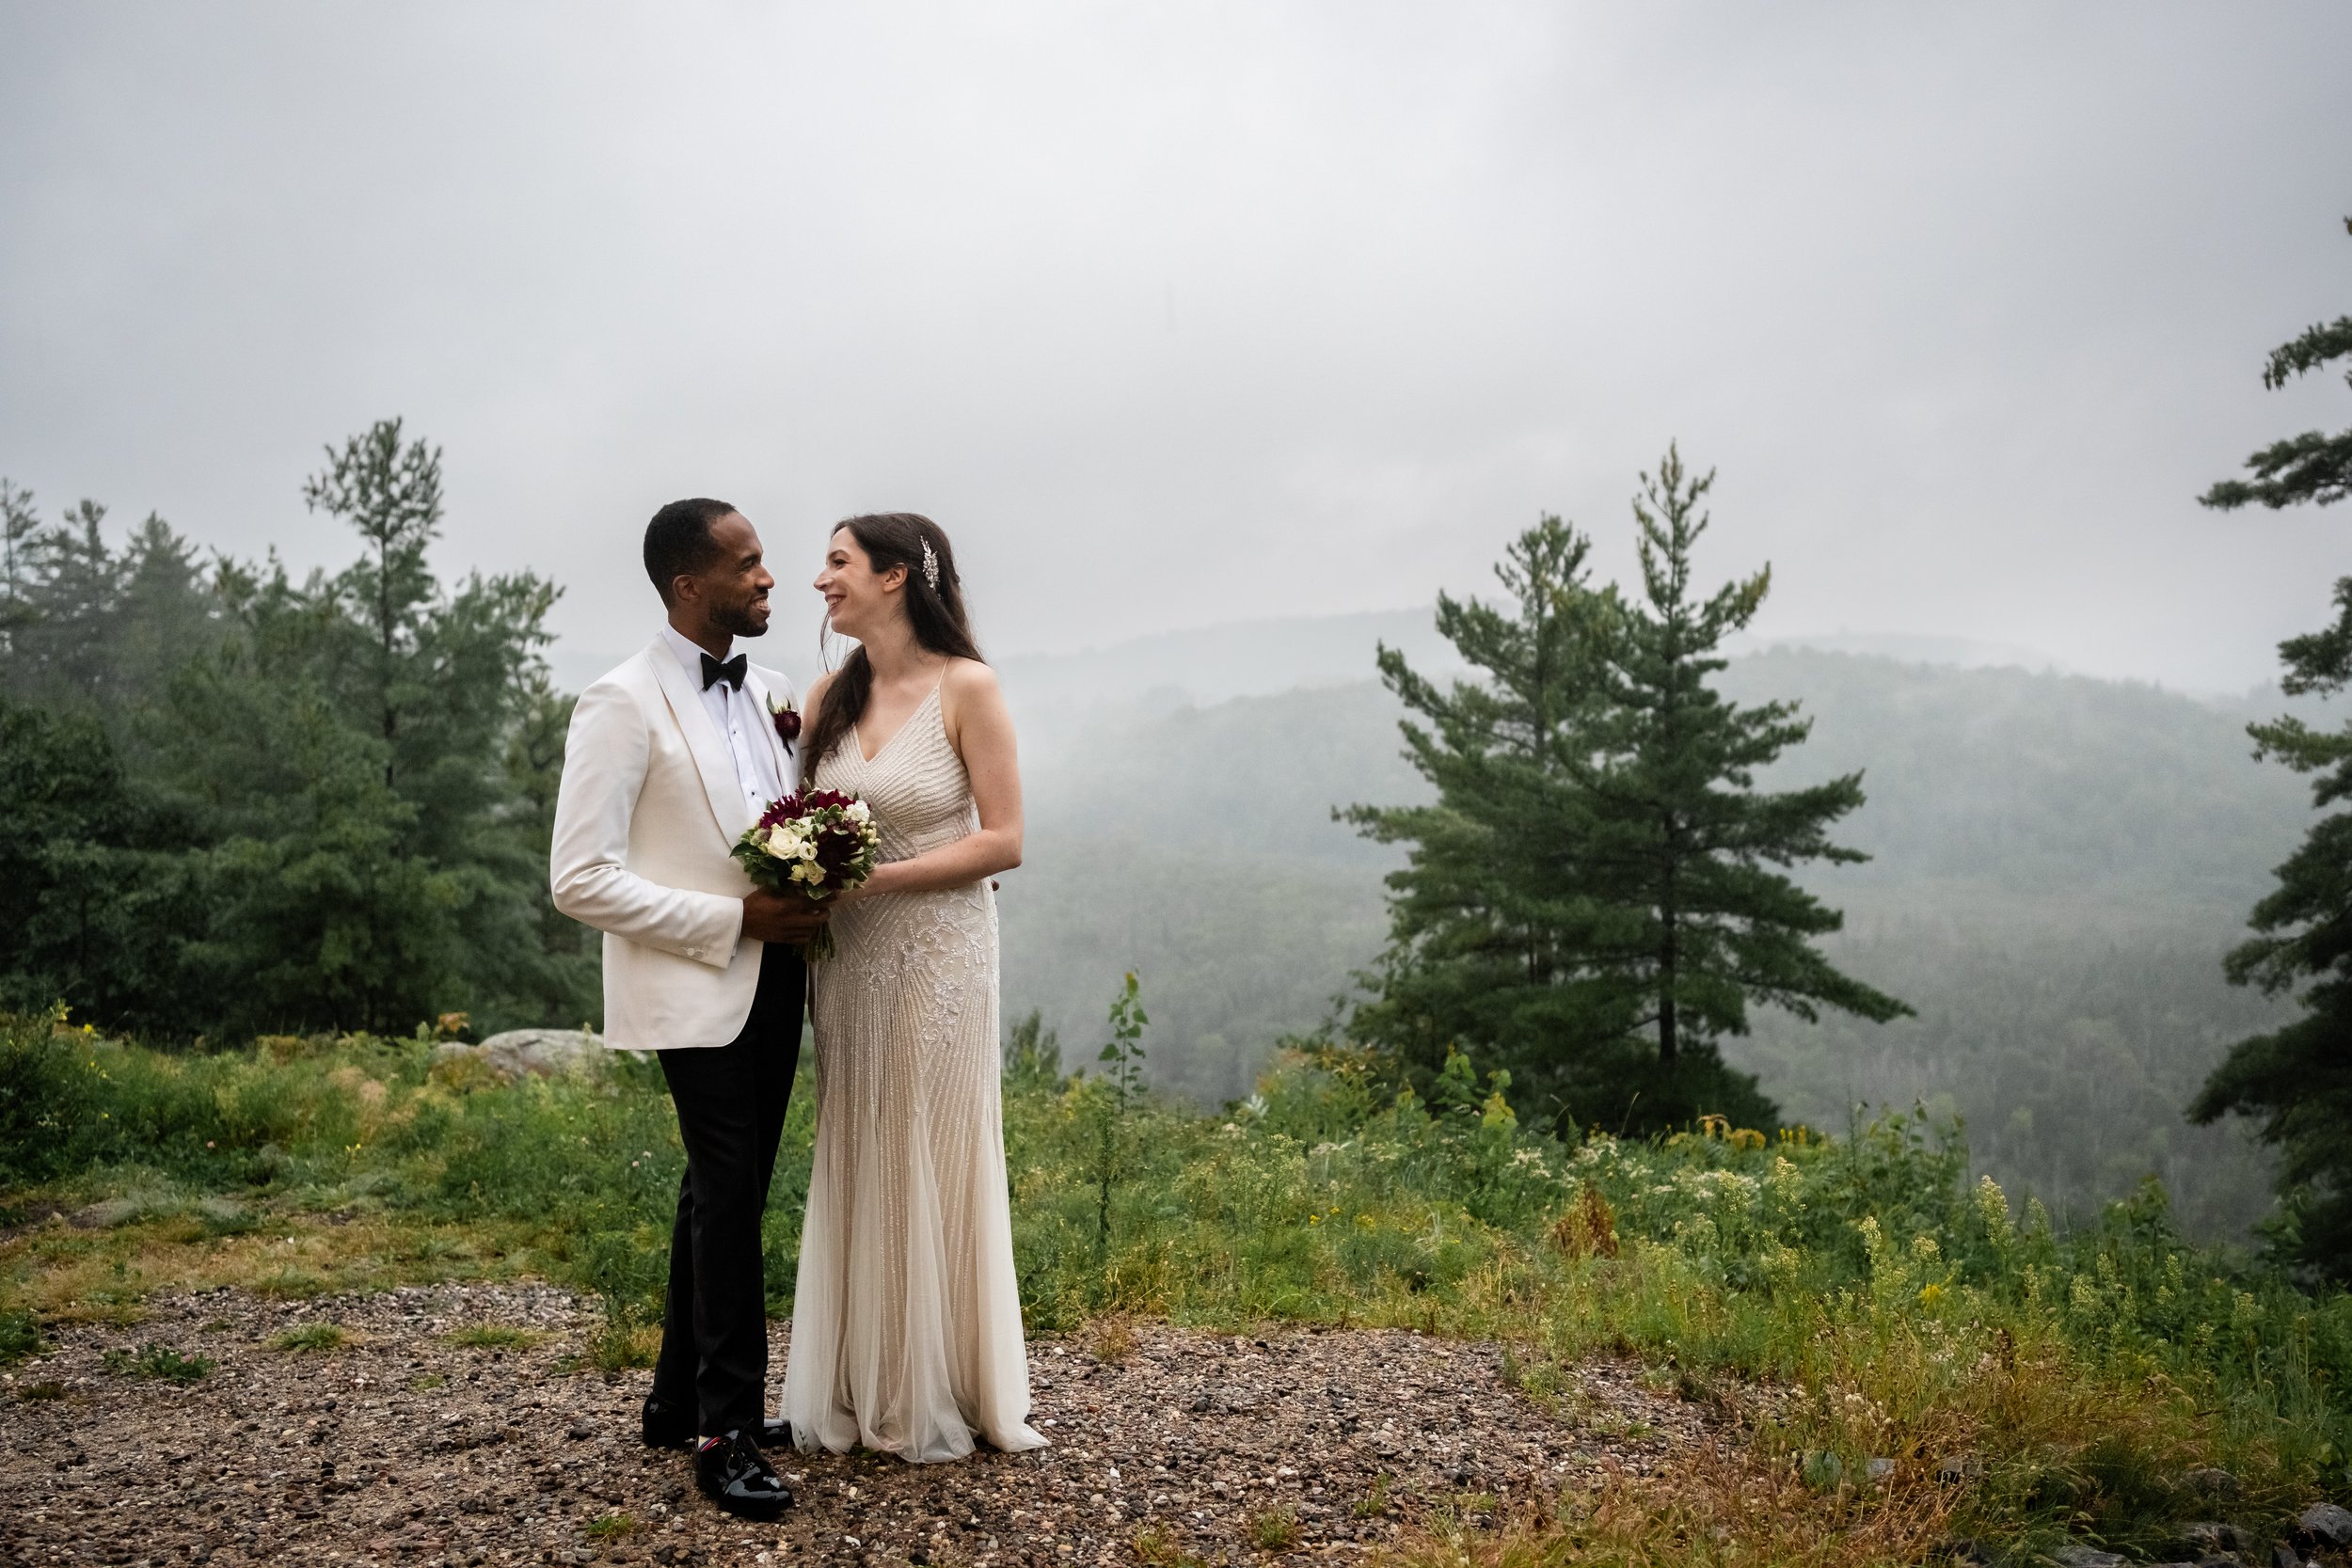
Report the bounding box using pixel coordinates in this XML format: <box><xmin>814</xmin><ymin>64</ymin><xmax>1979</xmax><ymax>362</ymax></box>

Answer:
<box><xmin>557</xmin><ymin>606</ymin><xmax>2222</xmax><ymax>716</ymax></box>
<box><xmin>994</xmin><ymin>607</ymin><xmax>2087</xmax><ymax>713</ymax></box>
<box><xmin>997</xmin><ymin>608</ymin><xmax>1457</xmax><ymax>712</ymax></box>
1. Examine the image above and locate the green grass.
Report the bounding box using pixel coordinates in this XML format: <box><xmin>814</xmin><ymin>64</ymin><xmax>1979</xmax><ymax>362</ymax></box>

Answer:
<box><xmin>3</xmin><ymin>1011</ymin><xmax>2348</xmax><ymax>1565</ymax></box>
<box><xmin>266</xmin><ymin>1322</ymin><xmax>346</xmax><ymax>1352</ymax></box>
<box><xmin>583</xmin><ymin>1513</ymin><xmax>635</xmax><ymax>1541</ymax></box>
<box><xmin>1132</xmin><ymin>1526</ymin><xmax>1212</xmax><ymax>1568</ymax></box>
<box><xmin>100</xmin><ymin>1342</ymin><xmax>214</xmax><ymax>1382</ymax></box>
<box><xmin>1248</xmin><ymin>1508</ymin><xmax>1301</xmax><ymax>1549</ymax></box>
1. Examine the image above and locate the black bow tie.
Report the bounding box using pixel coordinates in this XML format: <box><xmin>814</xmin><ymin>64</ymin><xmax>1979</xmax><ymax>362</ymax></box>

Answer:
<box><xmin>699</xmin><ymin>652</ymin><xmax>747</xmax><ymax>691</ymax></box>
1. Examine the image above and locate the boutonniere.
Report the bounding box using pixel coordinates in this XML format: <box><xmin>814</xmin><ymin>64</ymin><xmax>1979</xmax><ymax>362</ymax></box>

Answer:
<box><xmin>767</xmin><ymin>693</ymin><xmax>802</xmax><ymax>752</ymax></box>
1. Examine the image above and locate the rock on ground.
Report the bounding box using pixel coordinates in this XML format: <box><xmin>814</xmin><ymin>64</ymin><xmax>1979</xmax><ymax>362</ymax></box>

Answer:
<box><xmin>2305</xmin><ymin>1502</ymin><xmax>2352</xmax><ymax>1549</ymax></box>
<box><xmin>0</xmin><ymin>1287</ymin><xmax>1708</xmax><ymax>1567</ymax></box>
<box><xmin>432</xmin><ymin>1030</ymin><xmax>617</xmax><ymax>1082</ymax></box>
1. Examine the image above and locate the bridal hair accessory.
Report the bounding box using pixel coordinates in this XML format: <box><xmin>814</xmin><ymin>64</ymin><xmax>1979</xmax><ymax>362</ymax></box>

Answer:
<box><xmin>920</xmin><ymin>538</ymin><xmax>940</xmax><ymax>593</ymax></box>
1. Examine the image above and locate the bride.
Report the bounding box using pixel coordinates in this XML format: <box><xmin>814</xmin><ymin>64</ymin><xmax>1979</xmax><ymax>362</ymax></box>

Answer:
<box><xmin>779</xmin><ymin>512</ymin><xmax>1045</xmax><ymax>1463</ymax></box>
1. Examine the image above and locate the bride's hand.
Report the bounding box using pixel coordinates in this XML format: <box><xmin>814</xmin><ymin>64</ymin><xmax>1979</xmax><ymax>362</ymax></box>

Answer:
<box><xmin>834</xmin><ymin>863</ymin><xmax>900</xmax><ymax>906</ymax></box>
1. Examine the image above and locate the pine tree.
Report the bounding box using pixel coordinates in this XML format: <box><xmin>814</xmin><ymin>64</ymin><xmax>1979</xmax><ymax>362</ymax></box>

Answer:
<box><xmin>2188</xmin><ymin>643</ymin><xmax>2352</xmax><ymax>1277</ymax></box>
<box><xmin>1344</xmin><ymin>516</ymin><xmax>1637</xmax><ymax>1123</ymax></box>
<box><xmin>1348</xmin><ymin>447</ymin><xmax>1905</xmax><ymax>1133</ymax></box>
<box><xmin>0</xmin><ymin>491</ymin><xmax>223</xmax><ymax>723</ymax></box>
<box><xmin>1581</xmin><ymin>448</ymin><xmax>1909</xmax><ymax>1087</ymax></box>
<box><xmin>302</xmin><ymin>417</ymin><xmax>447</xmax><ymax>792</ymax></box>
<box><xmin>0</xmin><ymin>480</ymin><xmax>38</xmax><ymax>661</ymax></box>
<box><xmin>2199</xmin><ymin>215</ymin><xmax>2352</xmax><ymax>515</ymax></box>
<box><xmin>2188</xmin><ymin>216</ymin><xmax>2352</xmax><ymax>1276</ymax></box>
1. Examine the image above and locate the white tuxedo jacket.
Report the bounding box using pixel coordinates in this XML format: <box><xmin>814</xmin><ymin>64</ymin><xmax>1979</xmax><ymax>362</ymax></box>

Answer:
<box><xmin>549</xmin><ymin>639</ymin><xmax>801</xmax><ymax>1051</ymax></box>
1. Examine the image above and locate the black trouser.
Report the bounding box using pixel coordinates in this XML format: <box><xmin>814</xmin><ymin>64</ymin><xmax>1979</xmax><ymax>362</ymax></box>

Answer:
<box><xmin>650</xmin><ymin>943</ymin><xmax>805</xmax><ymax>1437</ymax></box>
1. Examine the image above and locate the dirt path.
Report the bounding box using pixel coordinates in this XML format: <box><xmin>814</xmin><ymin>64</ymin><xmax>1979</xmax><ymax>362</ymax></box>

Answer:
<box><xmin>0</xmin><ymin>1285</ymin><xmax>1708</xmax><ymax>1567</ymax></box>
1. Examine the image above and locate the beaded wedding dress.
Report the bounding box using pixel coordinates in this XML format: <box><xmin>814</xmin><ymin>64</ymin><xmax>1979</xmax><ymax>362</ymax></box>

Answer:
<box><xmin>781</xmin><ymin>681</ymin><xmax>1044</xmax><ymax>1463</ymax></box>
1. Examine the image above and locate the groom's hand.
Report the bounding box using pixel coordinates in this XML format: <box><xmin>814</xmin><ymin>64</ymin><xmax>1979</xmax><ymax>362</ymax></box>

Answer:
<box><xmin>742</xmin><ymin>889</ymin><xmax>831</xmax><ymax>945</ymax></box>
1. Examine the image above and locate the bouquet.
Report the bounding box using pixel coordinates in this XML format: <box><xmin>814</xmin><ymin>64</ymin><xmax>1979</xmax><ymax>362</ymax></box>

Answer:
<box><xmin>731</xmin><ymin>789</ymin><xmax>881</xmax><ymax>960</ymax></box>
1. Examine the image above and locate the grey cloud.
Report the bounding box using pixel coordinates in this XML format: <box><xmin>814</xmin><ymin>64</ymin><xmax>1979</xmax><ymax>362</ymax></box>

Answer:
<box><xmin>2</xmin><ymin>0</ymin><xmax>2346</xmax><ymax>694</ymax></box>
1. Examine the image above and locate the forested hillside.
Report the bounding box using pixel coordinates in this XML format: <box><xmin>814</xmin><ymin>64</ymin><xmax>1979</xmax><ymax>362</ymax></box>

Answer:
<box><xmin>1001</xmin><ymin>641</ymin><xmax>2312</xmax><ymax>1238</ymax></box>
<box><xmin>0</xmin><ymin>437</ymin><xmax>595</xmax><ymax>1040</ymax></box>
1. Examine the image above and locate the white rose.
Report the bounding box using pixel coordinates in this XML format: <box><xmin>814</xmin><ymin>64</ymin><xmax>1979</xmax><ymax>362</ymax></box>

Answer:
<box><xmin>847</xmin><ymin>800</ymin><xmax>872</xmax><ymax>822</ymax></box>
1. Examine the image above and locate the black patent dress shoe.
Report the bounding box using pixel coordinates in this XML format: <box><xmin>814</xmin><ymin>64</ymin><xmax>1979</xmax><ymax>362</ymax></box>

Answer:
<box><xmin>641</xmin><ymin>1397</ymin><xmax>791</xmax><ymax>1449</ymax></box>
<box><xmin>695</xmin><ymin>1431</ymin><xmax>793</xmax><ymax>1518</ymax></box>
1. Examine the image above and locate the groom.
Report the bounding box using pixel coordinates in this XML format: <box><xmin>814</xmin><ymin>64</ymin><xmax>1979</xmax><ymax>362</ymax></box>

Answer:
<box><xmin>550</xmin><ymin>498</ymin><xmax>824</xmax><ymax>1519</ymax></box>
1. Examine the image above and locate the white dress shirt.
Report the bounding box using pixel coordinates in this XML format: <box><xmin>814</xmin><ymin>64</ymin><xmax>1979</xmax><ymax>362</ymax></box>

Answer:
<box><xmin>659</xmin><ymin>624</ymin><xmax>784</xmax><ymax>813</ymax></box>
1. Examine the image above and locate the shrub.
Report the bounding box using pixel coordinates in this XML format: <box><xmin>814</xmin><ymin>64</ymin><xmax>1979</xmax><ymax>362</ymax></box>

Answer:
<box><xmin>266</xmin><ymin>1323</ymin><xmax>346</xmax><ymax>1353</ymax></box>
<box><xmin>0</xmin><ymin>1306</ymin><xmax>42</xmax><ymax>1365</ymax></box>
<box><xmin>101</xmin><ymin>1343</ymin><xmax>214</xmax><ymax>1383</ymax></box>
<box><xmin>0</xmin><ymin>1011</ymin><xmax>102</xmax><ymax>1186</ymax></box>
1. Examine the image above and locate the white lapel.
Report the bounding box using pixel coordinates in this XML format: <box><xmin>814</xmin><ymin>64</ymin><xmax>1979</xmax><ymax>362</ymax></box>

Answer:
<box><xmin>744</xmin><ymin>666</ymin><xmax>799</xmax><ymax>794</ymax></box>
<box><xmin>644</xmin><ymin>639</ymin><xmax>753</xmax><ymax>846</ymax></box>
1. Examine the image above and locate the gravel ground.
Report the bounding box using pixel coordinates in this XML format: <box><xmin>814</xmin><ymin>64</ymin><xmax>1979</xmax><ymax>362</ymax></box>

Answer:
<box><xmin>0</xmin><ymin>1285</ymin><xmax>1708</xmax><ymax>1567</ymax></box>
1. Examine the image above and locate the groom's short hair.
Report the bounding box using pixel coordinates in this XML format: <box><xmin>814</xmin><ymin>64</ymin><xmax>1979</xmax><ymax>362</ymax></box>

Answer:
<box><xmin>644</xmin><ymin>498</ymin><xmax>739</xmax><ymax>604</ymax></box>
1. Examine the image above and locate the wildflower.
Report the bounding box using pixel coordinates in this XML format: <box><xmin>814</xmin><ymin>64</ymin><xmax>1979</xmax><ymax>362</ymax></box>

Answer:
<box><xmin>1918</xmin><ymin>1283</ymin><xmax>1945</xmax><ymax>1307</ymax></box>
<box><xmin>1974</xmin><ymin>1175</ymin><xmax>2011</xmax><ymax>1238</ymax></box>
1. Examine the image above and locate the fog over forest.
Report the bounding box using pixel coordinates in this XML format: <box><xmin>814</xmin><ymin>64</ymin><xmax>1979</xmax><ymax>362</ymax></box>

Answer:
<box><xmin>987</xmin><ymin>610</ymin><xmax>2312</xmax><ymax>1239</ymax></box>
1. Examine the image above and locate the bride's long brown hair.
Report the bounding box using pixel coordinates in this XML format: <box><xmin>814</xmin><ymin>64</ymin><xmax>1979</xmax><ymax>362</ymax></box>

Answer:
<box><xmin>804</xmin><ymin>513</ymin><xmax>984</xmax><ymax>774</ymax></box>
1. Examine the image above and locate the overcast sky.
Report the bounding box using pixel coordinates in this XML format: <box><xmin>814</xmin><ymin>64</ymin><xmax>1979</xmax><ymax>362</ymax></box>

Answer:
<box><xmin>2</xmin><ymin>2</ymin><xmax>2347</xmax><ymax>694</ymax></box>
